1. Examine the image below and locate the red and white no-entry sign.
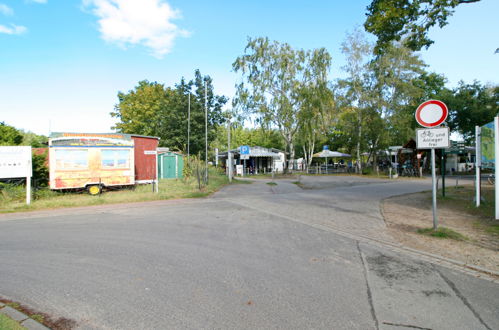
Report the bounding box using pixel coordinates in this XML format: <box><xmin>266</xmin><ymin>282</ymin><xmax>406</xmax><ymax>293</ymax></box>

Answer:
<box><xmin>415</xmin><ymin>100</ymin><xmax>448</xmax><ymax>127</ymax></box>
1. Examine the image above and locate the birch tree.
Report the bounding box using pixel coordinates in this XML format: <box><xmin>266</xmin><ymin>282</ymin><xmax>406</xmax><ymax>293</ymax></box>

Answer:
<box><xmin>338</xmin><ymin>29</ymin><xmax>372</xmax><ymax>172</ymax></box>
<box><xmin>233</xmin><ymin>37</ymin><xmax>331</xmax><ymax>171</ymax></box>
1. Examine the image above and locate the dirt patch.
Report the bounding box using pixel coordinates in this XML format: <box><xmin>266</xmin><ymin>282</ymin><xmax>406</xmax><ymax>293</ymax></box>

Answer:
<box><xmin>382</xmin><ymin>185</ymin><xmax>499</xmax><ymax>273</ymax></box>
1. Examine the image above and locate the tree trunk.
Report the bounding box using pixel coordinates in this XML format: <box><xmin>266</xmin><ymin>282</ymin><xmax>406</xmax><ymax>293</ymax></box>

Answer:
<box><xmin>307</xmin><ymin>139</ymin><xmax>315</xmax><ymax>169</ymax></box>
<box><xmin>356</xmin><ymin>111</ymin><xmax>362</xmax><ymax>173</ymax></box>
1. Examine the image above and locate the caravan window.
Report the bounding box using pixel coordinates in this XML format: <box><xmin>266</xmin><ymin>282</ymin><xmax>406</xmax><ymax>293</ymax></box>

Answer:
<box><xmin>55</xmin><ymin>149</ymin><xmax>88</xmax><ymax>169</ymax></box>
<box><xmin>101</xmin><ymin>149</ymin><xmax>131</xmax><ymax>169</ymax></box>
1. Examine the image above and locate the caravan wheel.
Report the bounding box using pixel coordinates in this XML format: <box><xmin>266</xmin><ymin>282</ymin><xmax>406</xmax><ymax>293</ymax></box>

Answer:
<box><xmin>87</xmin><ymin>185</ymin><xmax>102</xmax><ymax>195</ymax></box>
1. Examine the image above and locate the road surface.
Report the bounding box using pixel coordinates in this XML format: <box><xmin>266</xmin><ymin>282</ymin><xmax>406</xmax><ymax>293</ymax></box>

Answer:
<box><xmin>0</xmin><ymin>176</ymin><xmax>497</xmax><ymax>329</ymax></box>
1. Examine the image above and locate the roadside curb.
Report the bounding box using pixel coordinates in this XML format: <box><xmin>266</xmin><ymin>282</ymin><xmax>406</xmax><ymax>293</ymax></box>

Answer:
<box><xmin>0</xmin><ymin>303</ymin><xmax>50</xmax><ymax>329</ymax></box>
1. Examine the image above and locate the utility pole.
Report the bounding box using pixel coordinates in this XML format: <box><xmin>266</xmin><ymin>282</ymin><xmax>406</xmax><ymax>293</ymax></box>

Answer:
<box><xmin>228</xmin><ymin>116</ymin><xmax>232</xmax><ymax>182</ymax></box>
<box><xmin>187</xmin><ymin>92</ymin><xmax>190</xmax><ymax>160</ymax></box>
<box><xmin>204</xmin><ymin>80</ymin><xmax>208</xmax><ymax>184</ymax></box>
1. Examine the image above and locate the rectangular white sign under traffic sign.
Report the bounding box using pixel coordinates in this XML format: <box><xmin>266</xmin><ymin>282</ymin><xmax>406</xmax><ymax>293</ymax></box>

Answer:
<box><xmin>416</xmin><ymin>127</ymin><xmax>450</xmax><ymax>149</ymax></box>
<box><xmin>240</xmin><ymin>154</ymin><xmax>249</xmax><ymax>160</ymax></box>
<box><xmin>0</xmin><ymin>146</ymin><xmax>32</xmax><ymax>179</ymax></box>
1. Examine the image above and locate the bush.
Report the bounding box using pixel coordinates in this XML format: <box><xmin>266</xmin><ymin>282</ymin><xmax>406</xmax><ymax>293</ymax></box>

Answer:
<box><xmin>32</xmin><ymin>151</ymin><xmax>49</xmax><ymax>187</ymax></box>
<box><xmin>0</xmin><ymin>182</ymin><xmax>26</xmax><ymax>204</ymax></box>
<box><xmin>362</xmin><ymin>167</ymin><xmax>373</xmax><ymax>175</ymax></box>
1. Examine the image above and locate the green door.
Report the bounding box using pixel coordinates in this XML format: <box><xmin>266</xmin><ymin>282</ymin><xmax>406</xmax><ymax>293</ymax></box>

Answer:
<box><xmin>159</xmin><ymin>153</ymin><xmax>184</xmax><ymax>179</ymax></box>
<box><xmin>165</xmin><ymin>155</ymin><xmax>176</xmax><ymax>178</ymax></box>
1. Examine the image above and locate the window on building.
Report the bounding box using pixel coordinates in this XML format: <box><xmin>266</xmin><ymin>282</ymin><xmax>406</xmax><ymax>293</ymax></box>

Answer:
<box><xmin>101</xmin><ymin>149</ymin><xmax>131</xmax><ymax>169</ymax></box>
<box><xmin>55</xmin><ymin>149</ymin><xmax>88</xmax><ymax>169</ymax></box>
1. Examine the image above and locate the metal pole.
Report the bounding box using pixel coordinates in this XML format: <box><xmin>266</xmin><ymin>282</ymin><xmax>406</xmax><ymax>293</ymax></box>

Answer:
<box><xmin>475</xmin><ymin>125</ymin><xmax>481</xmax><ymax>207</ymax></box>
<box><xmin>205</xmin><ymin>81</ymin><xmax>208</xmax><ymax>184</ymax></box>
<box><xmin>431</xmin><ymin>148</ymin><xmax>438</xmax><ymax>229</ymax></box>
<box><xmin>155</xmin><ymin>152</ymin><xmax>159</xmax><ymax>193</ymax></box>
<box><xmin>495</xmin><ymin>116</ymin><xmax>499</xmax><ymax>219</ymax></box>
<box><xmin>441</xmin><ymin>151</ymin><xmax>446</xmax><ymax>197</ymax></box>
<box><xmin>26</xmin><ymin>176</ymin><xmax>31</xmax><ymax>205</ymax></box>
<box><xmin>228</xmin><ymin>118</ymin><xmax>232</xmax><ymax>182</ymax></box>
<box><xmin>187</xmin><ymin>92</ymin><xmax>190</xmax><ymax>159</ymax></box>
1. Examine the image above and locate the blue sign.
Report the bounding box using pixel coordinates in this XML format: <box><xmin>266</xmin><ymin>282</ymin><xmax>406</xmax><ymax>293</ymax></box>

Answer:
<box><xmin>323</xmin><ymin>145</ymin><xmax>329</xmax><ymax>151</ymax></box>
<box><xmin>240</xmin><ymin>145</ymin><xmax>250</xmax><ymax>155</ymax></box>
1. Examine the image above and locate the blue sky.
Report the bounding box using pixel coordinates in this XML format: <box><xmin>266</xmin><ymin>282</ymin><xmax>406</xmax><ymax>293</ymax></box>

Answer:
<box><xmin>1</xmin><ymin>0</ymin><xmax>498</xmax><ymax>136</ymax></box>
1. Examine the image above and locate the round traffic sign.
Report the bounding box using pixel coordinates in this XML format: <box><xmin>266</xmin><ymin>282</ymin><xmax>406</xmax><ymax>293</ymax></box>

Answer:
<box><xmin>415</xmin><ymin>100</ymin><xmax>448</xmax><ymax>127</ymax></box>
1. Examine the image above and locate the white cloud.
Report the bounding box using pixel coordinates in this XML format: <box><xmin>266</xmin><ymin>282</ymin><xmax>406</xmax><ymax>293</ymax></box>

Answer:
<box><xmin>0</xmin><ymin>24</ymin><xmax>27</xmax><ymax>35</ymax></box>
<box><xmin>28</xmin><ymin>0</ymin><xmax>48</xmax><ymax>4</ymax></box>
<box><xmin>83</xmin><ymin>0</ymin><xmax>189</xmax><ymax>58</ymax></box>
<box><xmin>0</xmin><ymin>4</ymin><xmax>14</xmax><ymax>16</ymax></box>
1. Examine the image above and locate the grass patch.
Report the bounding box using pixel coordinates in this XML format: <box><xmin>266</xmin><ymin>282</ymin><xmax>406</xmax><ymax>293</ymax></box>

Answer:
<box><xmin>6</xmin><ymin>303</ymin><xmax>20</xmax><ymax>309</ymax></box>
<box><xmin>0</xmin><ymin>314</ymin><xmax>26</xmax><ymax>330</ymax></box>
<box><xmin>30</xmin><ymin>314</ymin><xmax>44</xmax><ymax>323</ymax></box>
<box><xmin>417</xmin><ymin>227</ymin><xmax>468</xmax><ymax>241</ymax></box>
<box><xmin>433</xmin><ymin>184</ymin><xmax>499</xmax><ymax>239</ymax></box>
<box><xmin>0</xmin><ymin>167</ymin><xmax>229</xmax><ymax>214</ymax></box>
<box><xmin>291</xmin><ymin>181</ymin><xmax>300</xmax><ymax>185</ymax></box>
<box><xmin>437</xmin><ymin>184</ymin><xmax>494</xmax><ymax>219</ymax></box>
<box><xmin>266</xmin><ymin>182</ymin><xmax>277</xmax><ymax>186</ymax></box>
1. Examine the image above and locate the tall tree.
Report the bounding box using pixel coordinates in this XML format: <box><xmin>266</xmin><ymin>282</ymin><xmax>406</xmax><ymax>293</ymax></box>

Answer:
<box><xmin>0</xmin><ymin>122</ymin><xmax>23</xmax><ymax>146</ymax></box>
<box><xmin>296</xmin><ymin>83</ymin><xmax>336</xmax><ymax>168</ymax></box>
<box><xmin>212</xmin><ymin>125</ymin><xmax>285</xmax><ymax>152</ymax></box>
<box><xmin>233</xmin><ymin>37</ymin><xmax>332</xmax><ymax>170</ymax></box>
<box><xmin>365</xmin><ymin>0</ymin><xmax>481</xmax><ymax>54</ymax></box>
<box><xmin>443</xmin><ymin>82</ymin><xmax>499</xmax><ymax>142</ymax></box>
<box><xmin>371</xmin><ymin>41</ymin><xmax>427</xmax><ymax>146</ymax></box>
<box><xmin>111</xmin><ymin>70</ymin><xmax>227</xmax><ymax>157</ymax></box>
<box><xmin>337</xmin><ymin>29</ymin><xmax>373</xmax><ymax>171</ymax></box>
<box><xmin>336</xmin><ymin>30</ymin><xmax>430</xmax><ymax>169</ymax></box>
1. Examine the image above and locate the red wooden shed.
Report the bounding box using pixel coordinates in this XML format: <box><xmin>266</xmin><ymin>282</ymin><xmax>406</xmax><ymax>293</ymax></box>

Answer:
<box><xmin>131</xmin><ymin>135</ymin><xmax>160</xmax><ymax>183</ymax></box>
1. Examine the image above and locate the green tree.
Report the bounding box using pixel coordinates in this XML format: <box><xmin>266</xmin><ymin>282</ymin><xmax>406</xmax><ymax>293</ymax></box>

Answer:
<box><xmin>32</xmin><ymin>150</ymin><xmax>49</xmax><ymax>187</ymax></box>
<box><xmin>296</xmin><ymin>83</ymin><xmax>336</xmax><ymax>168</ymax></box>
<box><xmin>442</xmin><ymin>82</ymin><xmax>498</xmax><ymax>142</ymax></box>
<box><xmin>371</xmin><ymin>41</ymin><xmax>427</xmax><ymax>146</ymax></box>
<box><xmin>111</xmin><ymin>70</ymin><xmax>227</xmax><ymax>158</ymax></box>
<box><xmin>0</xmin><ymin>122</ymin><xmax>23</xmax><ymax>146</ymax></box>
<box><xmin>21</xmin><ymin>131</ymin><xmax>48</xmax><ymax>148</ymax></box>
<box><xmin>365</xmin><ymin>0</ymin><xmax>481</xmax><ymax>54</ymax></box>
<box><xmin>212</xmin><ymin>125</ymin><xmax>285</xmax><ymax>152</ymax></box>
<box><xmin>336</xmin><ymin>29</ymin><xmax>373</xmax><ymax>171</ymax></box>
<box><xmin>335</xmin><ymin>30</ymin><xmax>431</xmax><ymax>169</ymax></box>
<box><xmin>233</xmin><ymin>37</ymin><xmax>332</xmax><ymax>170</ymax></box>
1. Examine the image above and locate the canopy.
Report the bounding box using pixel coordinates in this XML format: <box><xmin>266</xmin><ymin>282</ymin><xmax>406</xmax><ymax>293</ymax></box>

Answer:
<box><xmin>313</xmin><ymin>150</ymin><xmax>351</xmax><ymax>158</ymax></box>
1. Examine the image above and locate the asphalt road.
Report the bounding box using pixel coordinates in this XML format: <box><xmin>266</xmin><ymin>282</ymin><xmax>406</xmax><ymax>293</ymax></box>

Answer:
<box><xmin>0</xmin><ymin>176</ymin><xmax>497</xmax><ymax>329</ymax></box>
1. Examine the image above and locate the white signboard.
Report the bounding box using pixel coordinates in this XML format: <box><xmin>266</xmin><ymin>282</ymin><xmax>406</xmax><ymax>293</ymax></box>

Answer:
<box><xmin>0</xmin><ymin>146</ymin><xmax>32</xmax><ymax>178</ymax></box>
<box><xmin>236</xmin><ymin>164</ymin><xmax>243</xmax><ymax>175</ymax></box>
<box><xmin>240</xmin><ymin>154</ymin><xmax>249</xmax><ymax>160</ymax></box>
<box><xmin>416</xmin><ymin>127</ymin><xmax>450</xmax><ymax>149</ymax></box>
<box><xmin>144</xmin><ymin>150</ymin><xmax>157</xmax><ymax>155</ymax></box>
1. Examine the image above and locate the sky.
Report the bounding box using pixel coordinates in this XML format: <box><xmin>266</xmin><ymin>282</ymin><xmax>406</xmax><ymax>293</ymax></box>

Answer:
<box><xmin>1</xmin><ymin>0</ymin><xmax>498</xmax><ymax>136</ymax></box>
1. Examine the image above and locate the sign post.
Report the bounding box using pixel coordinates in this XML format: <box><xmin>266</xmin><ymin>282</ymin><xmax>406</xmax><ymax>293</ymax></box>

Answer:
<box><xmin>323</xmin><ymin>145</ymin><xmax>329</xmax><ymax>172</ymax></box>
<box><xmin>240</xmin><ymin>145</ymin><xmax>250</xmax><ymax>176</ymax></box>
<box><xmin>415</xmin><ymin>100</ymin><xmax>449</xmax><ymax>230</ymax></box>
